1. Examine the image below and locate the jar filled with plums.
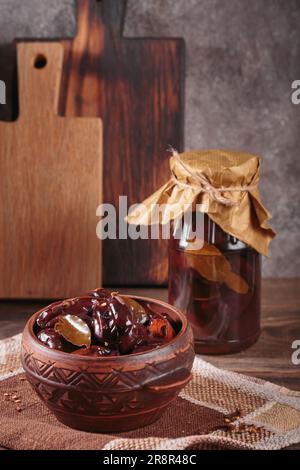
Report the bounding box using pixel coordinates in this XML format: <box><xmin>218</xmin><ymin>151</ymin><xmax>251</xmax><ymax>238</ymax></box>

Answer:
<box><xmin>168</xmin><ymin>213</ymin><xmax>261</xmax><ymax>354</ymax></box>
<box><xmin>127</xmin><ymin>149</ymin><xmax>275</xmax><ymax>354</ymax></box>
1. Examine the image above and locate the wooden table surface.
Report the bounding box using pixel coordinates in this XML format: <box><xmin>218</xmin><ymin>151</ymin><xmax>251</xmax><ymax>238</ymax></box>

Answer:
<box><xmin>0</xmin><ymin>278</ymin><xmax>299</xmax><ymax>450</ymax></box>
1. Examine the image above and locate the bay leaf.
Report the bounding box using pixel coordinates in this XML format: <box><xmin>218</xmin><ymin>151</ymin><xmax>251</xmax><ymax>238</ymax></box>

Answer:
<box><xmin>186</xmin><ymin>240</ymin><xmax>224</xmax><ymax>256</ymax></box>
<box><xmin>120</xmin><ymin>296</ymin><xmax>149</xmax><ymax>325</ymax></box>
<box><xmin>185</xmin><ymin>241</ymin><xmax>249</xmax><ymax>294</ymax></box>
<box><xmin>224</xmin><ymin>271</ymin><xmax>249</xmax><ymax>294</ymax></box>
<box><xmin>54</xmin><ymin>314</ymin><xmax>91</xmax><ymax>348</ymax></box>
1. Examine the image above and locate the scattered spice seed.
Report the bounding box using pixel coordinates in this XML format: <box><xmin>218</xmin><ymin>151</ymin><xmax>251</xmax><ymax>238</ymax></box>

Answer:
<box><xmin>248</xmin><ymin>425</ymin><xmax>258</xmax><ymax>434</ymax></box>
<box><xmin>16</xmin><ymin>407</ymin><xmax>22</xmax><ymax>412</ymax></box>
<box><xmin>218</xmin><ymin>409</ymin><xmax>257</xmax><ymax>434</ymax></box>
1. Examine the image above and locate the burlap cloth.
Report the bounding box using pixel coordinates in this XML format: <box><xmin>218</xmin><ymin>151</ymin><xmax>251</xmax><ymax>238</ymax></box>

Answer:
<box><xmin>0</xmin><ymin>334</ymin><xmax>299</xmax><ymax>450</ymax></box>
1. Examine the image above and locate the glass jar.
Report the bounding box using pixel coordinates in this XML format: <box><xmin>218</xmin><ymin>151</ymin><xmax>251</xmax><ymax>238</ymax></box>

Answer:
<box><xmin>168</xmin><ymin>212</ymin><xmax>261</xmax><ymax>354</ymax></box>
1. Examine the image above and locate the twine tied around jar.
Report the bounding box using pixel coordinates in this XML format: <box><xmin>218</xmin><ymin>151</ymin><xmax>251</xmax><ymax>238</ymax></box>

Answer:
<box><xmin>170</xmin><ymin>149</ymin><xmax>257</xmax><ymax>207</ymax></box>
<box><xmin>126</xmin><ymin>148</ymin><xmax>275</xmax><ymax>256</ymax></box>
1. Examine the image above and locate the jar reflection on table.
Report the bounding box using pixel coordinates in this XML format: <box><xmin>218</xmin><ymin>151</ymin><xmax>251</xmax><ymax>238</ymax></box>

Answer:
<box><xmin>168</xmin><ymin>213</ymin><xmax>261</xmax><ymax>354</ymax></box>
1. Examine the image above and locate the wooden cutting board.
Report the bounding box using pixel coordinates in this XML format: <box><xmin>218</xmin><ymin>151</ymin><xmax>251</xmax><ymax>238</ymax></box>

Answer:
<box><xmin>60</xmin><ymin>0</ymin><xmax>184</xmax><ymax>286</ymax></box>
<box><xmin>0</xmin><ymin>42</ymin><xmax>102</xmax><ymax>298</ymax></box>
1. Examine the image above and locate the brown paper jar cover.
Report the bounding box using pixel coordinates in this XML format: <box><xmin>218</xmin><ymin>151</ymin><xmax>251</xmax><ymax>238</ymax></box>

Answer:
<box><xmin>127</xmin><ymin>149</ymin><xmax>276</xmax><ymax>256</ymax></box>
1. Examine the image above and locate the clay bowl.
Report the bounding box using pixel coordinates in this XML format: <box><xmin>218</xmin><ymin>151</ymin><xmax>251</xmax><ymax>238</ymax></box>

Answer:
<box><xmin>21</xmin><ymin>295</ymin><xmax>194</xmax><ymax>433</ymax></box>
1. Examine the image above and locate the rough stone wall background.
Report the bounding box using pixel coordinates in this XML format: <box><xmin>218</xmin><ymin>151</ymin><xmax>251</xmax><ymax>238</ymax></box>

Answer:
<box><xmin>0</xmin><ymin>0</ymin><xmax>299</xmax><ymax>277</ymax></box>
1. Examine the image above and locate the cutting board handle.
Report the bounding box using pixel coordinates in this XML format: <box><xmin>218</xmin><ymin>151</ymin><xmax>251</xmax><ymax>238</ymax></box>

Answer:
<box><xmin>17</xmin><ymin>42</ymin><xmax>63</xmax><ymax>118</ymax></box>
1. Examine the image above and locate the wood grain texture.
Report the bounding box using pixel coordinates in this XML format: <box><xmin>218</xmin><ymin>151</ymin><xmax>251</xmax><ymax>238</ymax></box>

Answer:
<box><xmin>0</xmin><ymin>42</ymin><xmax>102</xmax><ymax>298</ymax></box>
<box><xmin>60</xmin><ymin>0</ymin><xmax>184</xmax><ymax>286</ymax></box>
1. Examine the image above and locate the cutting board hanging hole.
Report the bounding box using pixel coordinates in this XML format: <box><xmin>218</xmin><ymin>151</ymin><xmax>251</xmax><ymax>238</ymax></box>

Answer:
<box><xmin>33</xmin><ymin>54</ymin><xmax>47</xmax><ymax>69</ymax></box>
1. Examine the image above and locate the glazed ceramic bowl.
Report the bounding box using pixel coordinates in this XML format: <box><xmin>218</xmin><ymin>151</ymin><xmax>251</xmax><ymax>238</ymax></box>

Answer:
<box><xmin>21</xmin><ymin>295</ymin><xmax>194</xmax><ymax>433</ymax></box>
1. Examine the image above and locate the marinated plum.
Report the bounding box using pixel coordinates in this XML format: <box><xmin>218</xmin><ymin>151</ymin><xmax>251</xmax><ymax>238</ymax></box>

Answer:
<box><xmin>108</xmin><ymin>295</ymin><xmax>134</xmax><ymax>332</ymax></box>
<box><xmin>35</xmin><ymin>289</ymin><xmax>176</xmax><ymax>356</ymax></box>
<box><xmin>36</xmin><ymin>302</ymin><xmax>64</xmax><ymax>329</ymax></box>
<box><xmin>37</xmin><ymin>328</ymin><xmax>65</xmax><ymax>351</ymax></box>
<box><xmin>118</xmin><ymin>323</ymin><xmax>149</xmax><ymax>354</ymax></box>
<box><xmin>92</xmin><ymin>309</ymin><xmax>119</xmax><ymax>345</ymax></box>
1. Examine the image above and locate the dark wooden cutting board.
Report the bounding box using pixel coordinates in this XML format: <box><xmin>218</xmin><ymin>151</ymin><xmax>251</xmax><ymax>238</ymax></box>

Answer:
<box><xmin>60</xmin><ymin>0</ymin><xmax>184</xmax><ymax>286</ymax></box>
<box><xmin>0</xmin><ymin>42</ymin><xmax>102</xmax><ymax>298</ymax></box>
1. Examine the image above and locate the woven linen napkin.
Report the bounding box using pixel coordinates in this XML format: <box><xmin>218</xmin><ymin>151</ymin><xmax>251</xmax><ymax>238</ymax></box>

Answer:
<box><xmin>0</xmin><ymin>334</ymin><xmax>299</xmax><ymax>450</ymax></box>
